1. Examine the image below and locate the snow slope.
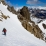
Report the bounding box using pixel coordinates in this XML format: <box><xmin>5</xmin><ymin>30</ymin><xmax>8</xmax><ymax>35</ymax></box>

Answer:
<box><xmin>38</xmin><ymin>20</ymin><xmax>46</xmax><ymax>37</ymax></box>
<box><xmin>0</xmin><ymin>2</ymin><xmax>46</xmax><ymax>46</ymax></box>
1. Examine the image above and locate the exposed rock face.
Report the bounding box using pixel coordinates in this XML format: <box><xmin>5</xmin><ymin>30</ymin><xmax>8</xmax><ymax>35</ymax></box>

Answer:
<box><xmin>7</xmin><ymin>5</ymin><xmax>17</xmax><ymax>14</ymax></box>
<box><xmin>20</xmin><ymin>6</ymin><xmax>30</xmax><ymax>20</ymax></box>
<box><xmin>42</xmin><ymin>23</ymin><xmax>46</xmax><ymax>29</ymax></box>
<box><xmin>33</xmin><ymin>25</ymin><xmax>44</xmax><ymax>39</ymax></box>
<box><xmin>22</xmin><ymin>21</ymin><xmax>33</xmax><ymax>31</ymax></box>
<box><xmin>22</xmin><ymin>21</ymin><xmax>44</xmax><ymax>40</ymax></box>
<box><xmin>1</xmin><ymin>0</ymin><xmax>7</xmax><ymax>6</ymax></box>
<box><xmin>18</xmin><ymin>14</ymin><xmax>44</xmax><ymax>40</ymax></box>
<box><xmin>0</xmin><ymin>10</ymin><xmax>10</xmax><ymax>21</ymax></box>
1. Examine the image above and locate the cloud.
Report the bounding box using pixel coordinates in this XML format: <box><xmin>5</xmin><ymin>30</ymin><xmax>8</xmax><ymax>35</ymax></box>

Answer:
<box><xmin>26</xmin><ymin>0</ymin><xmax>45</xmax><ymax>6</ymax></box>
<box><xmin>38</xmin><ymin>6</ymin><xmax>46</xmax><ymax>9</ymax></box>
<box><xmin>26</xmin><ymin>0</ymin><xmax>38</xmax><ymax>5</ymax></box>
<box><xmin>28</xmin><ymin>6</ymin><xmax>46</xmax><ymax>10</ymax></box>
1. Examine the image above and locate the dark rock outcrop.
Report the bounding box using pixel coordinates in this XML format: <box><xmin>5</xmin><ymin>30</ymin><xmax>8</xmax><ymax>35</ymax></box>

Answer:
<box><xmin>42</xmin><ymin>23</ymin><xmax>46</xmax><ymax>29</ymax></box>
<box><xmin>22</xmin><ymin>21</ymin><xmax>44</xmax><ymax>40</ymax></box>
<box><xmin>22</xmin><ymin>21</ymin><xmax>33</xmax><ymax>31</ymax></box>
<box><xmin>7</xmin><ymin>5</ymin><xmax>17</xmax><ymax>14</ymax></box>
<box><xmin>1</xmin><ymin>0</ymin><xmax>7</xmax><ymax>6</ymax></box>
<box><xmin>18</xmin><ymin>14</ymin><xmax>44</xmax><ymax>40</ymax></box>
<box><xmin>0</xmin><ymin>11</ymin><xmax>10</xmax><ymax>20</ymax></box>
<box><xmin>20</xmin><ymin>6</ymin><xmax>30</xmax><ymax>20</ymax></box>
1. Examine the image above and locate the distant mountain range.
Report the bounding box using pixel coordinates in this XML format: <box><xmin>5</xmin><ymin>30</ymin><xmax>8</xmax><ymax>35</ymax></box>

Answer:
<box><xmin>29</xmin><ymin>8</ymin><xmax>46</xmax><ymax>19</ymax></box>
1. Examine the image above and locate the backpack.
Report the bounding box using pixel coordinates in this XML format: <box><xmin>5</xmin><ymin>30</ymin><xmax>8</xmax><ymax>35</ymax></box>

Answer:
<box><xmin>3</xmin><ymin>28</ymin><xmax>7</xmax><ymax>32</ymax></box>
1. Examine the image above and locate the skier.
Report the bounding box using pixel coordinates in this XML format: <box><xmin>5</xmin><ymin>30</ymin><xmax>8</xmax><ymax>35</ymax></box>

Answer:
<box><xmin>2</xmin><ymin>28</ymin><xmax>7</xmax><ymax>36</ymax></box>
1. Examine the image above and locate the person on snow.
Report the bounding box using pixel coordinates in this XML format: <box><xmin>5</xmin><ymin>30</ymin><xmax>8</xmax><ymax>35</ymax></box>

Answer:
<box><xmin>2</xmin><ymin>28</ymin><xmax>7</xmax><ymax>36</ymax></box>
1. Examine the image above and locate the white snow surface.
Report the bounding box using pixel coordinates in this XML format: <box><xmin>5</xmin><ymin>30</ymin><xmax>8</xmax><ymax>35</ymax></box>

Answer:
<box><xmin>30</xmin><ymin>14</ymin><xmax>42</xmax><ymax>25</ymax></box>
<box><xmin>0</xmin><ymin>2</ymin><xmax>46</xmax><ymax>46</ymax></box>
<box><xmin>38</xmin><ymin>20</ymin><xmax>46</xmax><ymax>36</ymax></box>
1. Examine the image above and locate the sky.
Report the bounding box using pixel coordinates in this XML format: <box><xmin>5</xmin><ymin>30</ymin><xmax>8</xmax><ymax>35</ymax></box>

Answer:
<box><xmin>5</xmin><ymin>0</ymin><xmax>46</xmax><ymax>7</ymax></box>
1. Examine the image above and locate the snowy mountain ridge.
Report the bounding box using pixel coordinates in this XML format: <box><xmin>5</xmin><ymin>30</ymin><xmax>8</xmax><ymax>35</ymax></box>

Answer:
<box><xmin>0</xmin><ymin>1</ymin><xmax>46</xmax><ymax>46</ymax></box>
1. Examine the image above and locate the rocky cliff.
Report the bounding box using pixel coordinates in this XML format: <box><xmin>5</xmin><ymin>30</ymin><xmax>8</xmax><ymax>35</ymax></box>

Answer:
<box><xmin>18</xmin><ymin>6</ymin><xmax>44</xmax><ymax>40</ymax></box>
<box><xmin>7</xmin><ymin>5</ymin><xmax>17</xmax><ymax>14</ymax></box>
<box><xmin>20</xmin><ymin>6</ymin><xmax>30</xmax><ymax>20</ymax></box>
